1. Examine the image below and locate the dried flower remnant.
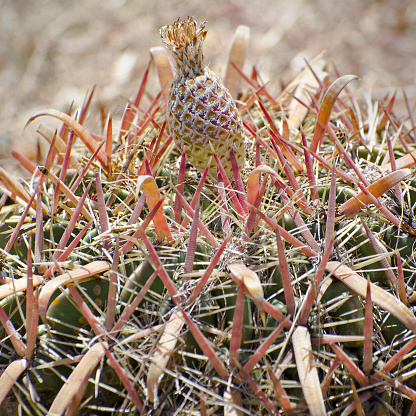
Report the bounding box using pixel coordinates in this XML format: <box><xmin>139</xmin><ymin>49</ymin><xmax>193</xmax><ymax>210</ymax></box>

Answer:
<box><xmin>160</xmin><ymin>17</ymin><xmax>246</xmax><ymax>179</ymax></box>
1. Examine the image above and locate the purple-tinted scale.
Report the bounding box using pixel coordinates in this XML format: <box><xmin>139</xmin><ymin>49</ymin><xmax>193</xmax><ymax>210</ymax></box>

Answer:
<box><xmin>199</xmin><ymin>95</ymin><xmax>208</xmax><ymax>104</ymax></box>
<box><xmin>222</xmin><ymin>120</ymin><xmax>231</xmax><ymax>129</ymax></box>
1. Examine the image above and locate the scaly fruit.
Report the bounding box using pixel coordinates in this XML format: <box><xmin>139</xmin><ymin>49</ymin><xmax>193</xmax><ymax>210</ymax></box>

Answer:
<box><xmin>160</xmin><ymin>17</ymin><xmax>245</xmax><ymax>179</ymax></box>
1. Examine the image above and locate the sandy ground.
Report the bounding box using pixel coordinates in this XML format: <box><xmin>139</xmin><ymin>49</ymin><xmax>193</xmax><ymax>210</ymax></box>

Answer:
<box><xmin>1</xmin><ymin>0</ymin><xmax>415</xmax><ymax>175</ymax></box>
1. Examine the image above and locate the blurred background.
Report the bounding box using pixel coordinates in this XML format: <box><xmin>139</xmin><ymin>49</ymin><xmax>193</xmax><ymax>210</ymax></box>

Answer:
<box><xmin>1</xmin><ymin>0</ymin><xmax>415</xmax><ymax>174</ymax></box>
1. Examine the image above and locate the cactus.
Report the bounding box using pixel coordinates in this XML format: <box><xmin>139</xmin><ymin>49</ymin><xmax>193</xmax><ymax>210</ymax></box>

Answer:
<box><xmin>1</xmin><ymin>16</ymin><xmax>416</xmax><ymax>416</ymax></box>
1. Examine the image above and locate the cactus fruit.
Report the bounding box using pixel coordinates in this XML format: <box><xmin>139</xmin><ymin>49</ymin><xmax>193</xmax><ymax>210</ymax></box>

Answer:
<box><xmin>2</xmin><ymin>17</ymin><xmax>416</xmax><ymax>416</ymax></box>
<box><xmin>160</xmin><ymin>17</ymin><xmax>245</xmax><ymax>179</ymax></box>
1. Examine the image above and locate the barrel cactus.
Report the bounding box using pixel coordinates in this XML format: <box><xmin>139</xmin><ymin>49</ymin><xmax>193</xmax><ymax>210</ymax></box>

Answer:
<box><xmin>0</xmin><ymin>16</ymin><xmax>416</xmax><ymax>416</ymax></box>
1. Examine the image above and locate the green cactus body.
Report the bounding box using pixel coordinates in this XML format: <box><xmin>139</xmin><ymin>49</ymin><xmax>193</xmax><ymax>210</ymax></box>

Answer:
<box><xmin>3</xmin><ymin>16</ymin><xmax>416</xmax><ymax>416</ymax></box>
<box><xmin>46</xmin><ymin>278</ymin><xmax>109</xmax><ymax>336</ymax></box>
